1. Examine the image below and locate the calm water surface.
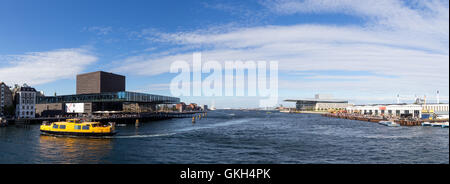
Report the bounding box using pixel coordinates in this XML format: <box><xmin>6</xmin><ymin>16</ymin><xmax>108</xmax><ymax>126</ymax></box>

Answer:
<box><xmin>0</xmin><ymin>110</ymin><xmax>448</xmax><ymax>164</ymax></box>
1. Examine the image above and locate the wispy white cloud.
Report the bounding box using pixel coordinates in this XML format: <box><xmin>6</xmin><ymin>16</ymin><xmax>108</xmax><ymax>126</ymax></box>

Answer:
<box><xmin>0</xmin><ymin>48</ymin><xmax>97</xmax><ymax>86</ymax></box>
<box><xmin>262</xmin><ymin>0</ymin><xmax>449</xmax><ymax>34</ymax></box>
<box><xmin>113</xmin><ymin>0</ymin><xmax>449</xmax><ymax>103</ymax></box>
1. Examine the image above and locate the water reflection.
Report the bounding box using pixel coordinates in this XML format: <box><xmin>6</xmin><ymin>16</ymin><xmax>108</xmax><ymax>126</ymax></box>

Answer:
<box><xmin>38</xmin><ymin>135</ymin><xmax>113</xmax><ymax>164</ymax></box>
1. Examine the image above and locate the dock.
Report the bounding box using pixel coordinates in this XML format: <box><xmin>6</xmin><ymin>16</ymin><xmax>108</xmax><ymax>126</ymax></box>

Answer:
<box><xmin>7</xmin><ymin>111</ymin><xmax>205</xmax><ymax>125</ymax></box>
<box><xmin>323</xmin><ymin>113</ymin><xmax>449</xmax><ymax>126</ymax></box>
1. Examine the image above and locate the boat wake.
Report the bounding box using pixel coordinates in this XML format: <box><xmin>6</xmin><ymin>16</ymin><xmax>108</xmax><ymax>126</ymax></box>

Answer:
<box><xmin>112</xmin><ymin>133</ymin><xmax>177</xmax><ymax>139</ymax></box>
<box><xmin>110</xmin><ymin>118</ymin><xmax>254</xmax><ymax>139</ymax></box>
<box><xmin>174</xmin><ymin>118</ymin><xmax>253</xmax><ymax>133</ymax></box>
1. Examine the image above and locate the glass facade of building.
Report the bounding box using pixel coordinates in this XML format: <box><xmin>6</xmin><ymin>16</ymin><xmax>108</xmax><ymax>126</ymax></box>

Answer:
<box><xmin>37</xmin><ymin>91</ymin><xmax>180</xmax><ymax>104</ymax></box>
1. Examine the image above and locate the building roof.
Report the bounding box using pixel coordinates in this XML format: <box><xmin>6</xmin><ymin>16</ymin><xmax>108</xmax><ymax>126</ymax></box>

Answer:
<box><xmin>18</xmin><ymin>86</ymin><xmax>36</xmax><ymax>92</ymax></box>
<box><xmin>77</xmin><ymin>71</ymin><xmax>125</xmax><ymax>77</ymax></box>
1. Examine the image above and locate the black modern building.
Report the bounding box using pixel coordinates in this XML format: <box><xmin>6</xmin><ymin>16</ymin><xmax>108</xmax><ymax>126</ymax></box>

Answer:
<box><xmin>76</xmin><ymin>71</ymin><xmax>126</xmax><ymax>95</ymax></box>
<box><xmin>36</xmin><ymin>71</ymin><xmax>180</xmax><ymax>117</ymax></box>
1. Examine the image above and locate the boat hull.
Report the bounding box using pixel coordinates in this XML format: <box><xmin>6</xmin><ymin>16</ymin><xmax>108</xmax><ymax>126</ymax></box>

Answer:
<box><xmin>41</xmin><ymin>130</ymin><xmax>117</xmax><ymax>137</ymax></box>
<box><xmin>379</xmin><ymin>121</ymin><xmax>400</xmax><ymax>127</ymax></box>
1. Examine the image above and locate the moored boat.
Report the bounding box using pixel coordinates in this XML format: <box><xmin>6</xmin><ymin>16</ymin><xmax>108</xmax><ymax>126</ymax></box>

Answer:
<box><xmin>442</xmin><ymin>122</ymin><xmax>449</xmax><ymax>128</ymax></box>
<box><xmin>40</xmin><ymin>119</ymin><xmax>117</xmax><ymax>137</ymax></box>
<box><xmin>378</xmin><ymin>121</ymin><xmax>400</xmax><ymax>127</ymax></box>
<box><xmin>430</xmin><ymin>122</ymin><xmax>446</xmax><ymax>127</ymax></box>
<box><xmin>421</xmin><ymin>122</ymin><xmax>432</xmax><ymax>127</ymax></box>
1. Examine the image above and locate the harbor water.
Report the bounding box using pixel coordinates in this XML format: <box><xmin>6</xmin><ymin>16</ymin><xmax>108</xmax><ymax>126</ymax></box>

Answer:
<box><xmin>0</xmin><ymin>110</ymin><xmax>448</xmax><ymax>164</ymax></box>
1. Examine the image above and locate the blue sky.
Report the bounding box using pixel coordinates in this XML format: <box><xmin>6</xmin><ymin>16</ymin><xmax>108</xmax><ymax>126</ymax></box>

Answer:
<box><xmin>0</xmin><ymin>0</ymin><xmax>449</xmax><ymax>108</ymax></box>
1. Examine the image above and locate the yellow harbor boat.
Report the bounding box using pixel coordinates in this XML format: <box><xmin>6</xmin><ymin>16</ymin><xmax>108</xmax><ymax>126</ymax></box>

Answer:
<box><xmin>40</xmin><ymin>119</ymin><xmax>117</xmax><ymax>137</ymax></box>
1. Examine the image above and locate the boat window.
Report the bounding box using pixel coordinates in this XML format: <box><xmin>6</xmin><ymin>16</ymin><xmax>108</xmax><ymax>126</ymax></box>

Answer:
<box><xmin>82</xmin><ymin>126</ymin><xmax>90</xmax><ymax>130</ymax></box>
<box><xmin>74</xmin><ymin>125</ymin><xmax>81</xmax><ymax>130</ymax></box>
<box><xmin>59</xmin><ymin>125</ymin><xmax>66</xmax><ymax>129</ymax></box>
<box><xmin>52</xmin><ymin>124</ymin><xmax>58</xmax><ymax>129</ymax></box>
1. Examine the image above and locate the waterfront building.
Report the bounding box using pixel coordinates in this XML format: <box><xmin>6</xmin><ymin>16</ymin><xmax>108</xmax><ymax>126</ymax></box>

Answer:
<box><xmin>0</xmin><ymin>82</ymin><xmax>13</xmax><ymax>116</ymax></box>
<box><xmin>35</xmin><ymin>103</ymin><xmax>65</xmax><ymax>117</ymax></box>
<box><xmin>176</xmin><ymin>102</ymin><xmax>186</xmax><ymax>112</ymax></box>
<box><xmin>14</xmin><ymin>84</ymin><xmax>37</xmax><ymax>119</ymax></box>
<box><xmin>36</xmin><ymin>90</ymin><xmax>180</xmax><ymax>116</ymax></box>
<box><xmin>346</xmin><ymin>103</ymin><xmax>449</xmax><ymax>119</ymax></box>
<box><xmin>285</xmin><ymin>94</ymin><xmax>351</xmax><ymax>111</ymax></box>
<box><xmin>76</xmin><ymin>71</ymin><xmax>125</xmax><ymax>94</ymax></box>
<box><xmin>422</xmin><ymin>103</ymin><xmax>450</xmax><ymax>115</ymax></box>
<box><xmin>36</xmin><ymin>71</ymin><xmax>180</xmax><ymax>117</ymax></box>
<box><xmin>187</xmin><ymin>103</ymin><xmax>199</xmax><ymax>111</ymax></box>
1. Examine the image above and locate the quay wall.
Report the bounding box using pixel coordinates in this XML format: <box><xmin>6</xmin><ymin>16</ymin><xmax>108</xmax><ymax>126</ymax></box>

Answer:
<box><xmin>323</xmin><ymin>113</ymin><xmax>448</xmax><ymax>126</ymax></box>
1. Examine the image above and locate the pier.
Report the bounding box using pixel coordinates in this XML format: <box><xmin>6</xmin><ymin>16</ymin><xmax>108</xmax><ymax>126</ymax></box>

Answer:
<box><xmin>323</xmin><ymin>113</ymin><xmax>449</xmax><ymax>126</ymax></box>
<box><xmin>7</xmin><ymin>111</ymin><xmax>204</xmax><ymax>125</ymax></box>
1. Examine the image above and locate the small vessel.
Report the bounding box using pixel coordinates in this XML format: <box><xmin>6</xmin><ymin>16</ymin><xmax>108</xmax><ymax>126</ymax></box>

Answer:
<box><xmin>442</xmin><ymin>122</ymin><xmax>449</xmax><ymax>128</ymax></box>
<box><xmin>0</xmin><ymin>117</ymin><xmax>7</xmax><ymax>127</ymax></box>
<box><xmin>378</xmin><ymin>121</ymin><xmax>400</xmax><ymax>127</ymax></box>
<box><xmin>40</xmin><ymin>119</ymin><xmax>117</xmax><ymax>137</ymax></box>
<box><xmin>421</xmin><ymin>122</ymin><xmax>432</xmax><ymax>127</ymax></box>
<box><xmin>430</xmin><ymin>122</ymin><xmax>446</xmax><ymax>127</ymax></box>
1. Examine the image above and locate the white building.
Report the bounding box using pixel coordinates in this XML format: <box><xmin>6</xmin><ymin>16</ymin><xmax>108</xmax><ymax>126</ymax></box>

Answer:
<box><xmin>422</xmin><ymin>104</ymin><xmax>449</xmax><ymax>115</ymax></box>
<box><xmin>14</xmin><ymin>84</ymin><xmax>37</xmax><ymax>119</ymax></box>
<box><xmin>347</xmin><ymin>103</ymin><xmax>449</xmax><ymax>118</ymax></box>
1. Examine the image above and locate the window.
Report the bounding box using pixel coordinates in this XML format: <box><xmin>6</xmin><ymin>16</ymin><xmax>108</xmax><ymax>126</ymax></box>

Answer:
<box><xmin>82</xmin><ymin>126</ymin><xmax>90</xmax><ymax>130</ymax></box>
<box><xmin>53</xmin><ymin>124</ymin><xmax>59</xmax><ymax>129</ymax></box>
<box><xmin>74</xmin><ymin>125</ymin><xmax>81</xmax><ymax>130</ymax></box>
<box><xmin>59</xmin><ymin>125</ymin><xmax>66</xmax><ymax>129</ymax></box>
